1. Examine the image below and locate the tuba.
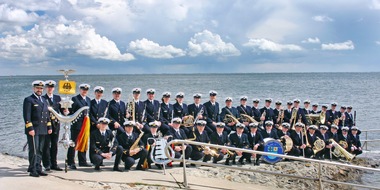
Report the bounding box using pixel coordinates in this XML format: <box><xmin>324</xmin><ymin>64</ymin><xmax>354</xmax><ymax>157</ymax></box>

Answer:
<box><xmin>330</xmin><ymin>139</ymin><xmax>355</xmax><ymax>161</ymax></box>
<box><xmin>240</xmin><ymin>114</ymin><xmax>258</xmax><ymax>123</ymax></box>
<box><xmin>313</xmin><ymin>137</ymin><xmax>326</xmax><ymax>154</ymax></box>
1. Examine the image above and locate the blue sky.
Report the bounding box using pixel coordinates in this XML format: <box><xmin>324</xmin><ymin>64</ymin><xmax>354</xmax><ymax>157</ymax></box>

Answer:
<box><xmin>0</xmin><ymin>0</ymin><xmax>379</xmax><ymax>75</ymax></box>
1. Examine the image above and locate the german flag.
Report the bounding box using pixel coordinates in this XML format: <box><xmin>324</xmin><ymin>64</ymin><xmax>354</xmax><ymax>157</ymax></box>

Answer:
<box><xmin>75</xmin><ymin>115</ymin><xmax>90</xmax><ymax>152</ymax></box>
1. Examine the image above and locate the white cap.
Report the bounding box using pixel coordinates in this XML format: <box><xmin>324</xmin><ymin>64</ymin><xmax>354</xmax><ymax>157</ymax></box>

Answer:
<box><xmin>176</xmin><ymin>92</ymin><xmax>185</xmax><ymax>97</ymax></box>
<box><xmin>123</xmin><ymin>120</ymin><xmax>136</xmax><ymax>126</ymax></box>
<box><xmin>112</xmin><ymin>87</ymin><xmax>122</xmax><ymax>93</ymax></box>
<box><xmin>132</xmin><ymin>88</ymin><xmax>141</xmax><ymax>93</ymax></box>
<box><xmin>240</xmin><ymin>96</ymin><xmax>248</xmax><ymax>100</ymax></box>
<box><xmin>172</xmin><ymin>117</ymin><xmax>182</xmax><ymax>123</ymax></box>
<box><xmin>193</xmin><ymin>93</ymin><xmax>202</xmax><ymax>98</ymax></box>
<box><xmin>275</xmin><ymin>100</ymin><xmax>282</xmax><ymax>105</ymax></box>
<box><xmin>146</xmin><ymin>88</ymin><xmax>156</xmax><ymax>94</ymax></box>
<box><xmin>79</xmin><ymin>83</ymin><xmax>91</xmax><ymax>89</ymax></box>
<box><xmin>209</xmin><ymin>90</ymin><xmax>218</xmax><ymax>96</ymax></box>
<box><xmin>304</xmin><ymin>99</ymin><xmax>311</xmax><ymax>104</ymax></box>
<box><xmin>342</xmin><ymin>126</ymin><xmax>349</xmax><ymax>131</ymax></box>
<box><xmin>196</xmin><ymin>120</ymin><xmax>207</xmax><ymax>125</ymax></box>
<box><xmin>253</xmin><ymin>98</ymin><xmax>260</xmax><ymax>103</ymax></box>
<box><xmin>265</xmin><ymin>121</ymin><xmax>274</xmax><ymax>126</ymax></box>
<box><xmin>94</xmin><ymin>86</ymin><xmax>104</xmax><ymax>92</ymax></box>
<box><xmin>162</xmin><ymin>92</ymin><xmax>171</xmax><ymax>97</ymax></box>
<box><xmin>308</xmin><ymin>125</ymin><xmax>318</xmax><ymax>130</ymax></box>
<box><xmin>293</xmin><ymin>98</ymin><xmax>301</xmax><ymax>103</ymax></box>
<box><xmin>32</xmin><ymin>80</ymin><xmax>45</xmax><ymax>87</ymax></box>
<box><xmin>265</xmin><ymin>98</ymin><xmax>273</xmax><ymax>102</ymax></box>
<box><xmin>45</xmin><ymin>80</ymin><xmax>56</xmax><ymax>87</ymax></box>
<box><xmin>225</xmin><ymin>97</ymin><xmax>233</xmax><ymax>101</ymax></box>
<box><xmin>97</xmin><ymin>117</ymin><xmax>110</xmax><ymax>124</ymax></box>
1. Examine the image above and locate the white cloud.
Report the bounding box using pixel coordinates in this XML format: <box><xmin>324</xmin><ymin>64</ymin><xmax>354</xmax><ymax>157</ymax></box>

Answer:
<box><xmin>376</xmin><ymin>41</ymin><xmax>380</xmax><ymax>45</ymax></box>
<box><xmin>243</xmin><ymin>38</ymin><xmax>302</xmax><ymax>52</ymax></box>
<box><xmin>0</xmin><ymin>4</ymin><xmax>38</xmax><ymax>23</ymax></box>
<box><xmin>370</xmin><ymin>0</ymin><xmax>380</xmax><ymax>9</ymax></box>
<box><xmin>312</xmin><ymin>15</ymin><xmax>334</xmax><ymax>22</ymax></box>
<box><xmin>302</xmin><ymin>37</ymin><xmax>321</xmax><ymax>44</ymax></box>
<box><xmin>187</xmin><ymin>30</ymin><xmax>241</xmax><ymax>57</ymax></box>
<box><xmin>129</xmin><ymin>38</ymin><xmax>185</xmax><ymax>59</ymax></box>
<box><xmin>0</xmin><ymin>19</ymin><xmax>135</xmax><ymax>63</ymax></box>
<box><xmin>321</xmin><ymin>40</ymin><xmax>355</xmax><ymax>50</ymax></box>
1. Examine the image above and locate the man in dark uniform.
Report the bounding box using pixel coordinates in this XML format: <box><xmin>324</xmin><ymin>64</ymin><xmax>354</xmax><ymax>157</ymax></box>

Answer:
<box><xmin>311</xmin><ymin>103</ymin><xmax>321</xmax><ymax>114</ymax></box>
<box><xmin>306</xmin><ymin>125</ymin><xmax>323</xmax><ymax>159</ymax></box>
<box><xmin>90</xmin><ymin>86</ymin><xmax>108</xmax><ymax>132</ymax></box>
<box><xmin>329</xmin><ymin>124</ymin><xmax>340</xmax><ymax>159</ymax></box>
<box><xmin>237</xmin><ymin>96</ymin><xmax>253</xmax><ymax>127</ymax></box>
<box><xmin>173</xmin><ymin>92</ymin><xmax>190</xmax><ymax>135</ymax></box>
<box><xmin>42</xmin><ymin>80</ymin><xmax>63</xmax><ymax>171</ymax></box>
<box><xmin>220</xmin><ymin>97</ymin><xmax>242</xmax><ymax>134</ymax></box>
<box><xmin>23</xmin><ymin>80</ymin><xmax>52</xmax><ymax>177</ymax></box>
<box><xmin>144</xmin><ymin>88</ymin><xmax>167</xmax><ymax>134</ymax></box>
<box><xmin>108</xmin><ymin>87</ymin><xmax>126</xmax><ymax>134</ymax></box>
<box><xmin>290</xmin><ymin>99</ymin><xmax>308</xmax><ymax>128</ymax></box>
<box><xmin>259</xmin><ymin>98</ymin><xmax>276</xmax><ymax>129</ymax></box>
<box><xmin>188</xmin><ymin>93</ymin><xmax>207</xmax><ymax>127</ymax></box>
<box><xmin>284</xmin><ymin>101</ymin><xmax>293</xmax><ymax>123</ymax></box>
<box><xmin>261</xmin><ymin>121</ymin><xmax>279</xmax><ymax>139</ymax></box>
<box><xmin>339</xmin><ymin>126</ymin><xmax>353</xmax><ymax>153</ymax></box>
<box><xmin>290</xmin><ymin>122</ymin><xmax>312</xmax><ymax>157</ymax></box>
<box><xmin>208</xmin><ymin>122</ymin><xmax>229</xmax><ymax>164</ymax></box>
<box><xmin>227</xmin><ymin>123</ymin><xmax>250</xmax><ymax>165</ymax></box>
<box><xmin>302</xmin><ymin>100</ymin><xmax>311</xmax><ymax>115</ymax></box>
<box><xmin>142</xmin><ymin>121</ymin><xmax>162</xmax><ymax>169</ymax></box>
<box><xmin>251</xmin><ymin>99</ymin><xmax>261</xmax><ymax>122</ymax></box>
<box><xmin>273</xmin><ymin>100</ymin><xmax>283</xmax><ymax>131</ymax></box>
<box><xmin>336</xmin><ymin>106</ymin><xmax>347</xmax><ymax>127</ymax></box>
<box><xmin>117</xmin><ymin>121</ymin><xmax>148</xmax><ymax>171</ymax></box>
<box><xmin>350</xmin><ymin>126</ymin><xmax>362</xmax><ymax>155</ymax></box>
<box><xmin>278</xmin><ymin>122</ymin><xmax>299</xmax><ymax>157</ymax></box>
<box><xmin>90</xmin><ymin>118</ymin><xmax>123</xmax><ymax>171</ymax></box>
<box><xmin>126</xmin><ymin>88</ymin><xmax>147</xmax><ymax>133</ymax></box>
<box><xmin>67</xmin><ymin>83</ymin><xmax>92</xmax><ymax>169</ymax></box>
<box><xmin>159</xmin><ymin>92</ymin><xmax>173</xmax><ymax>135</ymax></box>
<box><xmin>190</xmin><ymin>120</ymin><xmax>211</xmax><ymax>162</ymax></box>
<box><xmin>326</xmin><ymin>102</ymin><xmax>339</xmax><ymax>126</ymax></box>
<box><xmin>319</xmin><ymin>125</ymin><xmax>332</xmax><ymax>159</ymax></box>
<box><xmin>247</xmin><ymin>122</ymin><xmax>264</xmax><ymax>166</ymax></box>
<box><xmin>203</xmin><ymin>90</ymin><xmax>220</xmax><ymax>135</ymax></box>
<box><xmin>167</xmin><ymin>117</ymin><xmax>193</xmax><ymax>167</ymax></box>
<box><xmin>345</xmin><ymin>106</ymin><xmax>354</xmax><ymax>127</ymax></box>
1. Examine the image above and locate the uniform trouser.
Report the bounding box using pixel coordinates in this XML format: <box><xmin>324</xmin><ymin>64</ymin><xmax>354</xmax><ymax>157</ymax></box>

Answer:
<box><xmin>203</xmin><ymin>151</ymin><xmax>224</xmax><ymax>163</ymax></box>
<box><xmin>27</xmin><ymin>134</ymin><xmax>46</xmax><ymax>173</ymax></box>
<box><xmin>249</xmin><ymin>145</ymin><xmax>264</xmax><ymax>161</ymax></box>
<box><xmin>287</xmin><ymin>147</ymin><xmax>301</xmax><ymax>157</ymax></box>
<box><xmin>174</xmin><ymin>145</ymin><xmax>192</xmax><ymax>159</ymax></box>
<box><xmin>227</xmin><ymin>152</ymin><xmax>250</xmax><ymax>162</ymax></box>
<box><xmin>190</xmin><ymin>150</ymin><xmax>204</xmax><ymax>161</ymax></box>
<box><xmin>91</xmin><ymin>146</ymin><xmax>123</xmax><ymax>168</ymax></box>
<box><xmin>67</xmin><ymin>129</ymin><xmax>87</xmax><ymax>165</ymax></box>
<box><xmin>42</xmin><ymin>132</ymin><xmax>60</xmax><ymax>168</ymax></box>
<box><xmin>122</xmin><ymin>149</ymin><xmax>148</xmax><ymax>169</ymax></box>
<box><xmin>352</xmin><ymin>149</ymin><xmax>362</xmax><ymax>155</ymax></box>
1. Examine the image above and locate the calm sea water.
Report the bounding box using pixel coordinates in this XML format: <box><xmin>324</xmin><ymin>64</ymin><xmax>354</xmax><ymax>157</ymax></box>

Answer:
<box><xmin>0</xmin><ymin>73</ymin><xmax>379</xmax><ymax>184</ymax></box>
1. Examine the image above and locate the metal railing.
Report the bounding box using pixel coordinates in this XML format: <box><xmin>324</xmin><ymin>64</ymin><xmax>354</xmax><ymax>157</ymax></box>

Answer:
<box><xmin>165</xmin><ymin>140</ymin><xmax>380</xmax><ymax>190</ymax></box>
<box><xmin>361</xmin><ymin>129</ymin><xmax>380</xmax><ymax>150</ymax></box>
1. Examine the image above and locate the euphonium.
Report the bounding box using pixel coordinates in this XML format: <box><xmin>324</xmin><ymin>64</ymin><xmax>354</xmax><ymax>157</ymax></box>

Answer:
<box><xmin>312</xmin><ymin>137</ymin><xmax>326</xmax><ymax>154</ymax></box>
<box><xmin>240</xmin><ymin>114</ymin><xmax>258</xmax><ymax>123</ymax></box>
<box><xmin>329</xmin><ymin>139</ymin><xmax>355</xmax><ymax>161</ymax></box>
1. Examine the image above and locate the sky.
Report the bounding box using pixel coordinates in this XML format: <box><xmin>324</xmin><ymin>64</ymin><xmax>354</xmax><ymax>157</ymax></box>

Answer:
<box><xmin>0</xmin><ymin>0</ymin><xmax>379</xmax><ymax>75</ymax></box>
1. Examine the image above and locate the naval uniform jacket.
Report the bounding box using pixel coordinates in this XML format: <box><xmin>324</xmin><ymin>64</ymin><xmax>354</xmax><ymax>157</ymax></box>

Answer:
<box><xmin>251</xmin><ymin>107</ymin><xmax>261</xmax><ymax>122</ymax></box>
<box><xmin>191</xmin><ymin>130</ymin><xmax>210</xmax><ymax>152</ymax></box>
<box><xmin>345</xmin><ymin>112</ymin><xmax>354</xmax><ymax>127</ymax></box>
<box><xmin>210</xmin><ymin>131</ymin><xmax>230</xmax><ymax>145</ymax></box>
<box><xmin>173</xmin><ymin>102</ymin><xmax>189</xmax><ymax>119</ymax></box>
<box><xmin>229</xmin><ymin>133</ymin><xmax>249</xmax><ymax>148</ymax></box>
<box><xmin>188</xmin><ymin>103</ymin><xmax>207</xmax><ymax>120</ymax></box>
<box><xmin>351</xmin><ymin>134</ymin><xmax>361</xmax><ymax>148</ymax></box>
<box><xmin>144</xmin><ymin>99</ymin><xmax>161</xmax><ymax>123</ymax></box>
<box><xmin>90</xmin><ymin>129</ymin><xmax>118</xmax><ymax>156</ymax></box>
<box><xmin>247</xmin><ymin>132</ymin><xmax>264</xmax><ymax>148</ymax></box>
<box><xmin>160</xmin><ymin>102</ymin><xmax>174</xmax><ymax>124</ymax></box>
<box><xmin>89</xmin><ymin>99</ymin><xmax>108</xmax><ymax>126</ymax></box>
<box><xmin>290</xmin><ymin>130</ymin><xmax>307</xmax><ymax>148</ymax></box>
<box><xmin>203</xmin><ymin>101</ymin><xmax>220</xmax><ymax>123</ymax></box>
<box><xmin>326</xmin><ymin>110</ymin><xmax>339</xmax><ymax>125</ymax></box>
<box><xmin>70</xmin><ymin>94</ymin><xmax>91</xmax><ymax>131</ymax></box>
<box><xmin>117</xmin><ymin>132</ymin><xmax>144</xmax><ymax>156</ymax></box>
<box><xmin>126</xmin><ymin>100</ymin><xmax>145</xmax><ymax>123</ymax></box>
<box><xmin>261</xmin><ymin>130</ymin><xmax>279</xmax><ymax>139</ymax></box>
<box><xmin>108</xmin><ymin>99</ymin><xmax>126</xmax><ymax>130</ymax></box>
<box><xmin>23</xmin><ymin>94</ymin><xmax>52</xmax><ymax>135</ymax></box>
<box><xmin>220</xmin><ymin>106</ymin><xmax>241</xmax><ymax>125</ymax></box>
<box><xmin>237</xmin><ymin>105</ymin><xmax>253</xmax><ymax>121</ymax></box>
<box><xmin>43</xmin><ymin>94</ymin><xmax>61</xmax><ymax>134</ymax></box>
<box><xmin>259</xmin><ymin>107</ymin><xmax>276</xmax><ymax>125</ymax></box>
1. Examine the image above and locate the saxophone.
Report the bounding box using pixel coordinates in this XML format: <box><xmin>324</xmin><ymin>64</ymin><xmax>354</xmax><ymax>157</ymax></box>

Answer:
<box><xmin>128</xmin><ymin>131</ymin><xmax>145</xmax><ymax>156</ymax></box>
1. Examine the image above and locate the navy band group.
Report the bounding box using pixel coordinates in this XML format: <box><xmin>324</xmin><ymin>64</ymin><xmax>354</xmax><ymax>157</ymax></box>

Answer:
<box><xmin>23</xmin><ymin>81</ymin><xmax>363</xmax><ymax>176</ymax></box>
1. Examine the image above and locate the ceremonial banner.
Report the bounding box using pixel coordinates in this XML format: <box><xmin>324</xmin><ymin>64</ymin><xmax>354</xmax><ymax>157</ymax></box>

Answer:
<box><xmin>75</xmin><ymin>116</ymin><xmax>90</xmax><ymax>152</ymax></box>
<box><xmin>58</xmin><ymin>80</ymin><xmax>76</xmax><ymax>95</ymax></box>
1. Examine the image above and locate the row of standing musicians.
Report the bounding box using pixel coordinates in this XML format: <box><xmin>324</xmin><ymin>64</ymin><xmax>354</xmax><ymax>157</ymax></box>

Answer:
<box><xmin>22</xmin><ymin>81</ymin><xmax>362</xmax><ymax>176</ymax></box>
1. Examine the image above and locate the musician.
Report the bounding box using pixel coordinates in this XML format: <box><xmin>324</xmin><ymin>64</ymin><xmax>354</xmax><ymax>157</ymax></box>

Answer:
<box><xmin>144</xmin><ymin>89</ymin><xmax>167</xmax><ymax>134</ymax></box>
<box><xmin>117</xmin><ymin>121</ymin><xmax>147</xmax><ymax>171</ymax></box>
<box><xmin>320</xmin><ymin>104</ymin><xmax>328</xmax><ymax>126</ymax></box>
<box><xmin>90</xmin><ymin>118</ymin><xmax>123</xmax><ymax>172</ymax></box>
<box><xmin>345</xmin><ymin>106</ymin><xmax>354</xmax><ymax>127</ymax></box>
<box><xmin>142</xmin><ymin>121</ymin><xmax>162</xmax><ymax>169</ymax></box>
<box><xmin>291</xmin><ymin>99</ymin><xmax>308</xmax><ymax>127</ymax></box>
<box><xmin>261</xmin><ymin>121</ymin><xmax>279</xmax><ymax>139</ymax></box>
<box><xmin>90</xmin><ymin>86</ymin><xmax>108</xmax><ymax>132</ymax></box>
<box><xmin>220</xmin><ymin>97</ymin><xmax>242</xmax><ymax>134</ymax></box>
<box><xmin>67</xmin><ymin>83</ymin><xmax>92</xmax><ymax>169</ymax></box>
<box><xmin>173</xmin><ymin>92</ymin><xmax>190</xmax><ymax>135</ymax></box>
<box><xmin>311</xmin><ymin>103</ymin><xmax>321</xmax><ymax>114</ymax></box>
<box><xmin>208</xmin><ymin>122</ymin><xmax>229</xmax><ymax>164</ymax></box>
<box><xmin>108</xmin><ymin>88</ymin><xmax>126</xmax><ymax>134</ymax></box>
<box><xmin>203</xmin><ymin>90</ymin><xmax>220</xmax><ymax>135</ymax></box>
<box><xmin>284</xmin><ymin>101</ymin><xmax>293</xmax><ymax>123</ymax></box>
<box><xmin>350</xmin><ymin>126</ymin><xmax>362</xmax><ymax>155</ymax></box>
<box><xmin>190</xmin><ymin>120</ymin><xmax>211</xmax><ymax>163</ymax></box>
<box><xmin>188</xmin><ymin>93</ymin><xmax>207</xmax><ymax>127</ymax></box>
<box><xmin>23</xmin><ymin>80</ymin><xmax>52</xmax><ymax>177</ymax></box>
<box><xmin>277</xmin><ymin>122</ymin><xmax>292</xmax><ymax>138</ymax></box>
<box><xmin>259</xmin><ymin>98</ymin><xmax>276</xmax><ymax>127</ymax></box>
<box><xmin>326</xmin><ymin>102</ymin><xmax>339</xmax><ymax>126</ymax></box>
<box><xmin>307</xmin><ymin>125</ymin><xmax>323</xmax><ymax>159</ymax></box>
<box><xmin>247</xmin><ymin>122</ymin><xmax>264</xmax><ymax>166</ymax></box>
<box><xmin>329</xmin><ymin>125</ymin><xmax>340</xmax><ymax>142</ymax></box>
<box><xmin>42</xmin><ymin>80</ymin><xmax>63</xmax><ymax>171</ymax></box>
<box><xmin>319</xmin><ymin>125</ymin><xmax>332</xmax><ymax>159</ymax></box>
<box><xmin>339</xmin><ymin>126</ymin><xmax>353</xmax><ymax>152</ymax></box>
<box><xmin>251</xmin><ymin>98</ymin><xmax>261</xmax><ymax>122</ymax></box>
<box><xmin>273</xmin><ymin>100</ymin><xmax>283</xmax><ymax>130</ymax></box>
<box><xmin>167</xmin><ymin>118</ymin><xmax>193</xmax><ymax>167</ymax></box>
<box><xmin>237</xmin><ymin>96</ymin><xmax>253</xmax><ymax>127</ymax></box>
<box><xmin>336</xmin><ymin>106</ymin><xmax>347</xmax><ymax>127</ymax></box>
<box><xmin>159</xmin><ymin>92</ymin><xmax>173</xmax><ymax>135</ymax></box>
<box><xmin>226</xmin><ymin>123</ymin><xmax>250</xmax><ymax>165</ymax></box>
<box><xmin>290</xmin><ymin>123</ymin><xmax>312</xmax><ymax>157</ymax></box>
<box><xmin>302</xmin><ymin>100</ymin><xmax>311</xmax><ymax>115</ymax></box>
<box><xmin>126</xmin><ymin>88</ymin><xmax>147</xmax><ymax>133</ymax></box>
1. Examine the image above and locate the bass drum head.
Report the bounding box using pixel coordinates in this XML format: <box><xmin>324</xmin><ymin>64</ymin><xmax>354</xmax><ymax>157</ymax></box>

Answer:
<box><xmin>262</xmin><ymin>138</ymin><xmax>284</xmax><ymax>164</ymax></box>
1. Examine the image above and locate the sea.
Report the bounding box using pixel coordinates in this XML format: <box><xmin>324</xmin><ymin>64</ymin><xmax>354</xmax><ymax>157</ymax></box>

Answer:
<box><xmin>0</xmin><ymin>73</ymin><xmax>379</xmax><ymax>186</ymax></box>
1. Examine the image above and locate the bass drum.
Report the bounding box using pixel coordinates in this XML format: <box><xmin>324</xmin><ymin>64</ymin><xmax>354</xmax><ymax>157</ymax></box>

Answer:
<box><xmin>262</xmin><ymin>138</ymin><xmax>284</xmax><ymax>164</ymax></box>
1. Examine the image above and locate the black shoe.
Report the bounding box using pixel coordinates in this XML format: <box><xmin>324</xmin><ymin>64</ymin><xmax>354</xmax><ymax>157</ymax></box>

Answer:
<box><xmin>51</xmin><ymin>166</ymin><xmax>63</xmax><ymax>171</ymax></box>
<box><xmin>94</xmin><ymin>166</ymin><xmax>101</xmax><ymax>171</ymax></box>
<box><xmin>155</xmin><ymin>164</ymin><xmax>162</xmax><ymax>169</ymax></box>
<box><xmin>45</xmin><ymin>167</ymin><xmax>51</xmax><ymax>172</ymax></box>
<box><xmin>113</xmin><ymin>167</ymin><xmax>123</xmax><ymax>172</ymax></box>
<box><xmin>190</xmin><ymin>163</ymin><xmax>196</xmax><ymax>167</ymax></box>
<box><xmin>225</xmin><ymin>161</ymin><xmax>230</xmax><ymax>165</ymax></box>
<box><xmin>136</xmin><ymin>166</ymin><xmax>146</xmax><ymax>171</ymax></box>
<box><xmin>246</xmin><ymin>159</ymin><xmax>252</xmax><ymax>164</ymax></box>
<box><xmin>79</xmin><ymin>163</ymin><xmax>92</xmax><ymax>167</ymax></box>
<box><xmin>69</xmin><ymin>164</ymin><xmax>77</xmax><ymax>170</ymax></box>
<box><xmin>38</xmin><ymin>171</ymin><xmax>48</xmax><ymax>176</ymax></box>
<box><xmin>124</xmin><ymin>167</ymin><xmax>130</xmax><ymax>171</ymax></box>
<box><xmin>232</xmin><ymin>161</ymin><xmax>236</xmax><ymax>165</ymax></box>
<box><xmin>238</xmin><ymin>161</ymin><xmax>245</xmax><ymax>165</ymax></box>
<box><xmin>29</xmin><ymin>172</ymin><xmax>39</xmax><ymax>177</ymax></box>
<box><xmin>100</xmin><ymin>163</ymin><xmax>105</xmax><ymax>166</ymax></box>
